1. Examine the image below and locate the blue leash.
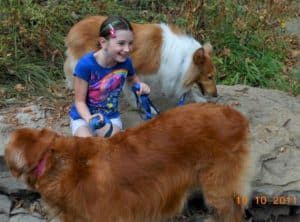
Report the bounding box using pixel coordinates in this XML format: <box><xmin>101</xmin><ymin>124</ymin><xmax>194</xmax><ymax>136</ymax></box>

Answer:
<box><xmin>177</xmin><ymin>93</ymin><xmax>187</xmax><ymax>106</ymax></box>
<box><xmin>89</xmin><ymin>115</ymin><xmax>113</xmax><ymax>137</ymax></box>
<box><xmin>132</xmin><ymin>83</ymin><xmax>187</xmax><ymax>120</ymax></box>
<box><xmin>131</xmin><ymin>83</ymin><xmax>160</xmax><ymax>120</ymax></box>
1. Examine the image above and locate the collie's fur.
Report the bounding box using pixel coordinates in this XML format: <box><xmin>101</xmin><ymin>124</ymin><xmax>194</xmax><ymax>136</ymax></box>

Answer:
<box><xmin>5</xmin><ymin>103</ymin><xmax>251</xmax><ymax>222</ymax></box>
<box><xmin>64</xmin><ymin>16</ymin><xmax>217</xmax><ymax>103</ymax></box>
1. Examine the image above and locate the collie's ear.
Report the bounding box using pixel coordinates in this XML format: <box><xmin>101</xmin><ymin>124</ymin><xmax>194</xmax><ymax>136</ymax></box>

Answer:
<box><xmin>203</xmin><ymin>43</ymin><xmax>213</xmax><ymax>56</ymax></box>
<box><xmin>193</xmin><ymin>43</ymin><xmax>213</xmax><ymax>66</ymax></box>
<box><xmin>193</xmin><ymin>48</ymin><xmax>205</xmax><ymax>65</ymax></box>
<box><xmin>4</xmin><ymin>128</ymin><xmax>57</xmax><ymax>178</ymax></box>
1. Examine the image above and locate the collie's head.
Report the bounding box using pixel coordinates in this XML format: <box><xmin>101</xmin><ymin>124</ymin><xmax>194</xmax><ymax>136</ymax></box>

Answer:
<box><xmin>183</xmin><ymin>43</ymin><xmax>217</xmax><ymax>97</ymax></box>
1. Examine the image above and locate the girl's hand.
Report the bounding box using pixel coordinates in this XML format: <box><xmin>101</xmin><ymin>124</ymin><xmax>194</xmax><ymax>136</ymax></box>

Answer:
<box><xmin>137</xmin><ymin>82</ymin><xmax>150</xmax><ymax>95</ymax></box>
<box><xmin>88</xmin><ymin>113</ymin><xmax>105</xmax><ymax>131</ymax></box>
<box><xmin>89</xmin><ymin>113</ymin><xmax>104</xmax><ymax>123</ymax></box>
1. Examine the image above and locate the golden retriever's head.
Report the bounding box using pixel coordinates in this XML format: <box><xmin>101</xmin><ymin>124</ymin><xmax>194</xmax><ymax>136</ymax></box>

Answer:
<box><xmin>183</xmin><ymin>43</ymin><xmax>218</xmax><ymax>97</ymax></box>
<box><xmin>5</xmin><ymin>128</ymin><xmax>58</xmax><ymax>187</ymax></box>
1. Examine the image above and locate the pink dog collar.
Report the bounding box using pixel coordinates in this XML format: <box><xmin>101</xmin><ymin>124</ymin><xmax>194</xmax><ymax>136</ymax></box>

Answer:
<box><xmin>35</xmin><ymin>152</ymin><xmax>48</xmax><ymax>177</ymax></box>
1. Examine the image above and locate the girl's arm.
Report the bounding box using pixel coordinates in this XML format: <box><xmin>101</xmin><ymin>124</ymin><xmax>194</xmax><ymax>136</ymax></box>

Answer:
<box><xmin>127</xmin><ymin>74</ymin><xmax>150</xmax><ymax>95</ymax></box>
<box><xmin>74</xmin><ymin>77</ymin><xmax>93</xmax><ymax>123</ymax></box>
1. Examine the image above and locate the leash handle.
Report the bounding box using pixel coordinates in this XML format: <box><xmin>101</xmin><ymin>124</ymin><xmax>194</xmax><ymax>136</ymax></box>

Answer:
<box><xmin>131</xmin><ymin>83</ymin><xmax>140</xmax><ymax>93</ymax></box>
<box><xmin>89</xmin><ymin>115</ymin><xmax>112</xmax><ymax>133</ymax></box>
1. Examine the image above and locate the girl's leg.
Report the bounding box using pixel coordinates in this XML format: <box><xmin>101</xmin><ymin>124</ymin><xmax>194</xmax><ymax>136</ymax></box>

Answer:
<box><xmin>75</xmin><ymin>126</ymin><xmax>93</xmax><ymax>137</ymax></box>
<box><xmin>70</xmin><ymin>118</ymin><xmax>93</xmax><ymax>137</ymax></box>
<box><xmin>110</xmin><ymin>116</ymin><xmax>122</xmax><ymax>135</ymax></box>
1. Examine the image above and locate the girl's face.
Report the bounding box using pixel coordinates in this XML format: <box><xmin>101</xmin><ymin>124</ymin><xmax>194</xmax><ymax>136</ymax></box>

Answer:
<box><xmin>101</xmin><ymin>30</ymin><xmax>134</xmax><ymax>64</ymax></box>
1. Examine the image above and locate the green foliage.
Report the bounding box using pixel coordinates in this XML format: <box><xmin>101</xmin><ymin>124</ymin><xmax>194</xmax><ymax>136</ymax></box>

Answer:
<box><xmin>0</xmin><ymin>0</ymin><xmax>107</xmax><ymax>95</ymax></box>
<box><xmin>0</xmin><ymin>0</ymin><xmax>299</xmax><ymax>97</ymax></box>
<box><xmin>203</xmin><ymin>0</ymin><xmax>299</xmax><ymax>94</ymax></box>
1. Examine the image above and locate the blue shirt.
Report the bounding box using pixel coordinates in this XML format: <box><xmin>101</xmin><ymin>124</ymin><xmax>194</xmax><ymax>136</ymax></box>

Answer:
<box><xmin>69</xmin><ymin>52</ymin><xmax>135</xmax><ymax>120</ymax></box>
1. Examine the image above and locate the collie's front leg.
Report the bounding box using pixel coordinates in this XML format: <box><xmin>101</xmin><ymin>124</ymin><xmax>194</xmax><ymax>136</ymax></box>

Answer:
<box><xmin>191</xmin><ymin>88</ymin><xmax>207</xmax><ymax>103</ymax></box>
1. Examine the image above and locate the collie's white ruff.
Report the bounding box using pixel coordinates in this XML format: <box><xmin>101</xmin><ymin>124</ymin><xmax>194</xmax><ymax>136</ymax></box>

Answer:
<box><xmin>149</xmin><ymin>24</ymin><xmax>200</xmax><ymax>97</ymax></box>
<box><xmin>124</xmin><ymin>24</ymin><xmax>208</xmax><ymax>106</ymax></box>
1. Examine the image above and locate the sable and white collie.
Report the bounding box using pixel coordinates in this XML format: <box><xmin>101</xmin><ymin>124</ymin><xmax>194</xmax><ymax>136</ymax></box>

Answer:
<box><xmin>64</xmin><ymin>16</ymin><xmax>218</xmax><ymax>105</ymax></box>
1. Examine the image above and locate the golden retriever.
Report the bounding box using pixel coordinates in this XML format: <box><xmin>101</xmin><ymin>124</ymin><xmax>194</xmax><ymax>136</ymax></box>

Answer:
<box><xmin>5</xmin><ymin>103</ymin><xmax>251</xmax><ymax>222</ymax></box>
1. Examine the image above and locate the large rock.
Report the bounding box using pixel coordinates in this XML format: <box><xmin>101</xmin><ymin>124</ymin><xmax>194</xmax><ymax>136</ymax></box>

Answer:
<box><xmin>216</xmin><ymin>85</ymin><xmax>300</xmax><ymax>204</ymax></box>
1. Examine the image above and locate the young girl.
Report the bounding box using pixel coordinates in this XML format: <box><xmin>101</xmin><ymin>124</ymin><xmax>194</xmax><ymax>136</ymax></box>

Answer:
<box><xmin>69</xmin><ymin>16</ymin><xmax>150</xmax><ymax>137</ymax></box>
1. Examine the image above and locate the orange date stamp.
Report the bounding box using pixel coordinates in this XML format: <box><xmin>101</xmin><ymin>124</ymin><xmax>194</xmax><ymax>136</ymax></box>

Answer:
<box><xmin>236</xmin><ymin>195</ymin><xmax>298</xmax><ymax>206</ymax></box>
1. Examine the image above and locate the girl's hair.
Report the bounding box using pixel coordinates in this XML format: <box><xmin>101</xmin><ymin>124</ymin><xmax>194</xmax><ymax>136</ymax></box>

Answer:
<box><xmin>99</xmin><ymin>16</ymin><xmax>133</xmax><ymax>39</ymax></box>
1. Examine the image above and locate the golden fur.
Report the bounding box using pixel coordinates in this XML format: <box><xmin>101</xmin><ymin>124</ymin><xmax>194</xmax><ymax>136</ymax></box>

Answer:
<box><xmin>5</xmin><ymin>103</ymin><xmax>251</xmax><ymax>222</ymax></box>
<box><xmin>64</xmin><ymin>16</ymin><xmax>217</xmax><ymax>99</ymax></box>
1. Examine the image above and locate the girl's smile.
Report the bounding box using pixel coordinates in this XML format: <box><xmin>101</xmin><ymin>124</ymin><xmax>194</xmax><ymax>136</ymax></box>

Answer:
<box><xmin>96</xmin><ymin>30</ymin><xmax>134</xmax><ymax>68</ymax></box>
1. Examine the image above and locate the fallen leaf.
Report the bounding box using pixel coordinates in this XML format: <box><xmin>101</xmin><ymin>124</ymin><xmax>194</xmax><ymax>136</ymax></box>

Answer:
<box><xmin>15</xmin><ymin>84</ymin><xmax>25</xmax><ymax>92</ymax></box>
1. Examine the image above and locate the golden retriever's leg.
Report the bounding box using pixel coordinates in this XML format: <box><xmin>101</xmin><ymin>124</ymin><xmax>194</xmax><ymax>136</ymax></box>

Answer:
<box><xmin>202</xmin><ymin>192</ymin><xmax>243</xmax><ymax>222</ymax></box>
<box><xmin>200</xmin><ymin>158</ymin><xmax>249</xmax><ymax>221</ymax></box>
